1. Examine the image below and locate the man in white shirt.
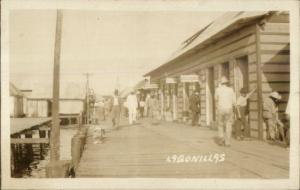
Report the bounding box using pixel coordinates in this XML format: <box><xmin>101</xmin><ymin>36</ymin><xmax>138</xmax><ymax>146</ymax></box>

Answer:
<box><xmin>235</xmin><ymin>87</ymin><xmax>256</xmax><ymax>140</ymax></box>
<box><xmin>126</xmin><ymin>91</ymin><xmax>138</xmax><ymax>125</ymax></box>
<box><xmin>215</xmin><ymin>76</ymin><xmax>236</xmax><ymax>147</ymax></box>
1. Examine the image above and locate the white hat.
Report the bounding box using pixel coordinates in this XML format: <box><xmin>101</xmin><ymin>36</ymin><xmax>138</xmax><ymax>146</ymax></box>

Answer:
<box><xmin>220</xmin><ymin>76</ymin><xmax>229</xmax><ymax>84</ymax></box>
<box><xmin>269</xmin><ymin>91</ymin><xmax>281</xmax><ymax>100</ymax></box>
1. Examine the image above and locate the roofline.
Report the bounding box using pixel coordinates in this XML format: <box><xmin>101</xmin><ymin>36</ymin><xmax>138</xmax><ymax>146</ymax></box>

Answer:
<box><xmin>144</xmin><ymin>12</ymin><xmax>273</xmax><ymax>78</ymax></box>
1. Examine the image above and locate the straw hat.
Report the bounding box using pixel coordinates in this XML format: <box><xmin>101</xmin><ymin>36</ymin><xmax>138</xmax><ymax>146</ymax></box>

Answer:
<box><xmin>269</xmin><ymin>91</ymin><xmax>281</xmax><ymax>100</ymax></box>
<box><xmin>220</xmin><ymin>76</ymin><xmax>229</xmax><ymax>84</ymax></box>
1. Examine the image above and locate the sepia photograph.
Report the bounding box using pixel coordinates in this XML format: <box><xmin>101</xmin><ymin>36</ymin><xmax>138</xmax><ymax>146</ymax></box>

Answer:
<box><xmin>1</xmin><ymin>0</ymin><xmax>299</xmax><ymax>189</ymax></box>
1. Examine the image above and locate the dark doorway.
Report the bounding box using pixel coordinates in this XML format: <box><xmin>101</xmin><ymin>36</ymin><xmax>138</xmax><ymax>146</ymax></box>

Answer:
<box><xmin>221</xmin><ymin>62</ymin><xmax>230</xmax><ymax>80</ymax></box>
<box><xmin>236</xmin><ymin>56</ymin><xmax>250</xmax><ymax>136</ymax></box>
<box><xmin>236</xmin><ymin>56</ymin><xmax>249</xmax><ymax>93</ymax></box>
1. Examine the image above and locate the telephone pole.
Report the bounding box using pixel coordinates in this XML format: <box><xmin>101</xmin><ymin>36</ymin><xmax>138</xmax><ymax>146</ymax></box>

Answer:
<box><xmin>50</xmin><ymin>9</ymin><xmax>63</xmax><ymax>163</ymax></box>
<box><xmin>46</xmin><ymin>9</ymin><xmax>69</xmax><ymax>178</ymax></box>
<box><xmin>84</xmin><ymin>73</ymin><xmax>91</xmax><ymax>124</ymax></box>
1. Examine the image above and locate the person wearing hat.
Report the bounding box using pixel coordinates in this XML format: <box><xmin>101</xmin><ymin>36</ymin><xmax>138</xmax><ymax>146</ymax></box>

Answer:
<box><xmin>189</xmin><ymin>90</ymin><xmax>201</xmax><ymax>126</ymax></box>
<box><xmin>215</xmin><ymin>76</ymin><xmax>236</xmax><ymax>147</ymax></box>
<box><xmin>235</xmin><ymin>87</ymin><xmax>256</xmax><ymax>140</ymax></box>
<box><xmin>263</xmin><ymin>91</ymin><xmax>285</xmax><ymax>142</ymax></box>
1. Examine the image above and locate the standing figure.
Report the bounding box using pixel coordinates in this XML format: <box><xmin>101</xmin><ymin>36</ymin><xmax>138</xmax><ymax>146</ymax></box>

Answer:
<box><xmin>263</xmin><ymin>91</ymin><xmax>285</xmax><ymax>142</ymax></box>
<box><xmin>145</xmin><ymin>93</ymin><xmax>151</xmax><ymax>117</ymax></box>
<box><xmin>111</xmin><ymin>89</ymin><xmax>122</xmax><ymax>128</ymax></box>
<box><xmin>104</xmin><ymin>98</ymin><xmax>111</xmax><ymax>120</ymax></box>
<box><xmin>126</xmin><ymin>91</ymin><xmax>138</xmax><ymax>125</ymax></box>
<box><xmin>215</xmin><ymin>76</ymin><xmax>236</xmax><ymax>147</ymax></box>
<box><xmin>285</xmin><ymin>94</ymin><xmax>290</xmax><ymax>148</ymax></box>
<box><xmin>189</xmin><ymin>90</ymin><xmax>201</xmax><ymax>126</ymax></box>
<box><xmin>235</xmin><ymin>87</ymin><xmax>256</xmax><ymax>140</ymax></box>
<box><xmin>94</xmin><ymin>100</ymin><xmax>105</xmax><ymax>124</ymax></box>
<box><xmin>139</xmin><ymin>95</ymin><xmax>145</xmax><ymax>118</ymax></box>
<box><xmin>148</xmin><ymin>94</ymin><xmax>160</xmax><ymax>124</ymax></box>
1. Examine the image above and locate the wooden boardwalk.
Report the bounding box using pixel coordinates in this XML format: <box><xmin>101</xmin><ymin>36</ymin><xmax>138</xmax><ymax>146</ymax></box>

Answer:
<box><xmin>76</xmin><ymin>119</ymin><xmax>289</xmax><ymax>178</ymax></box>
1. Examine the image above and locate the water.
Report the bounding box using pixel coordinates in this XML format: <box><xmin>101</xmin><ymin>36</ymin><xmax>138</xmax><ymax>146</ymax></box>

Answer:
<box><xmin>11</xmin><ymin>128</ymin><xmax>78</xmax><ymax>178</ymax></box>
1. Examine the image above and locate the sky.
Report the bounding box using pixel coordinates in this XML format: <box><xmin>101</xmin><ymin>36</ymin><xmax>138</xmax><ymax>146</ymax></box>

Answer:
<box><xmin>10</xmin><ymin>10</ymin><xmax>224</xmax><ymax>97</ymax></box>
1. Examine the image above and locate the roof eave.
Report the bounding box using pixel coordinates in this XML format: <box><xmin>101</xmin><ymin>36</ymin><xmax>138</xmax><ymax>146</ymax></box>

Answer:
<box><xmin>144</xmin><ymin>12</ymin><xmax>270</xmax><ymax>78</ymax></box>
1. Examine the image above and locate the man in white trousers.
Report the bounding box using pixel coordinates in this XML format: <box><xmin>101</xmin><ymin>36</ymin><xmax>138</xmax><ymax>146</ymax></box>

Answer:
<box><xmin>215</xmin><ymin>76</ymin><xmax>236</xmax><ymax>147</ymax></box>
<box><xmin>126</xmin><ymin>91</ymin><xmax>138</xmax><ymax>125</ymax></box>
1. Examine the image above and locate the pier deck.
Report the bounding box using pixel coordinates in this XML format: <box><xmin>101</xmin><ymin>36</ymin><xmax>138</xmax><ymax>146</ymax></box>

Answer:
<box><xmin>76</xmin><ymin>119</ymin><xmax>289</xmax><ymax>178</ymax></box>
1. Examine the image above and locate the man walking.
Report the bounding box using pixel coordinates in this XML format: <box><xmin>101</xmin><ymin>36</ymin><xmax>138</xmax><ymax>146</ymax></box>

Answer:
<box><xmin>215</xmin><ymin>76</ymin><xmax>236</xmax><ymax>147</ymax></box>
<box><xmin>126</xmin><ymin>91</ymin><xmax>138</xmax><ymax>125</ymax></box>
<box><xmin>189</xmin><ymin>90</ymin><xmax>201</xmax><ymax>126</ymax></box>
<box><xmin>111</xmin><ymin>89</ymin><xmax>122</xmax><ymax>128</ymax></box>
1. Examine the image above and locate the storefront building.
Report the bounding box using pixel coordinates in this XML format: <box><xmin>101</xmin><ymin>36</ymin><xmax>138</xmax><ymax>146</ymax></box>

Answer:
<box><xmin>144</xmin><ymin>11</ymin><xmax>290</xmax><ymax>139</ymax></box>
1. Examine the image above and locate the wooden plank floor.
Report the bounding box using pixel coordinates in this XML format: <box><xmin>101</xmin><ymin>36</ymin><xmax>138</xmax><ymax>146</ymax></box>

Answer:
<box><xmin>76</xmin><ymin>119</ymin><xmax>289</xmax><ymax>178</ymax></box>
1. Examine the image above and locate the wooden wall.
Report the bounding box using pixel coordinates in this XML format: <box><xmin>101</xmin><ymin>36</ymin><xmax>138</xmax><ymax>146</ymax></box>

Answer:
<box><xmin>249</xmin><ymin>13</ymin><xmax>289</xmax><ymax>138</ymax></box>
<box><xmin>148</xmin><ymin>12</ymin><xmax>289</xmax><ymax>140</ymax></box>
<box><xmin>10</xmin><ymin>96</ymin><xmax>24</xmax><ymax>118</ymax></box>
<box><xmin>259</xmin><ymin>13</ymin><xmax>290</xmax><ymax>119</ymax></box>
<box><xmin>168</xmin><ymin>23</ymin><xmax>257</xmax><ymax>133</ymax></box>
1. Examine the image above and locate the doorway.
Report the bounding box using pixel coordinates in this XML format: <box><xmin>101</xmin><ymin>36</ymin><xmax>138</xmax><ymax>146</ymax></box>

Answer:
<box><xmin>236</xmin><ymin>56</ymin><xmax>249</xmax><ymax>93</ymax></box>
<box><xmin>235</xmin><ymin>56</ymin><xmax>250</xmax><ymax>136</ymax></box>
<box><xmin>221</xmin><ymin>62</ymin><xmax>230</xmax><ymax>80</ymax></box>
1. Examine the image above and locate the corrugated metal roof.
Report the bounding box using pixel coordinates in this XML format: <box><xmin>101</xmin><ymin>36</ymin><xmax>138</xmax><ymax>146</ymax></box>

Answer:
<box><xmin>144</xmin><ymin>11</ymin><xmax>271</xmax><ymax>77</ymax></box>
<box><xmin>10</xmin><ymin>117</ymin><xmax>51</xmax><ymax>135</ymax></box>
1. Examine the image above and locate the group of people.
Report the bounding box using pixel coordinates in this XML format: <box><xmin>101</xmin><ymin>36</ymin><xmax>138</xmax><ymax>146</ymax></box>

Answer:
<box><xmin>189</xmin><ymin>76</ymin><xmax>289</xmax><ymax>147</ymax></box>
<box><xmin>107</xmin><ymin>77</ymin><xmax>289</xmax><ymax>147</ymax></box>
<box><xmin>109</xmin><ymin>89</ymin><xmax>161</xmax><ymax>128</ymax></box>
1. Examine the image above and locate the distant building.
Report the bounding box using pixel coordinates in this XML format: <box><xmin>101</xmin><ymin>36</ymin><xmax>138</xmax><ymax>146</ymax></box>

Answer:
<box><xmin>10</xmin><ymin>83</ymin><xmax>25</xmax><ymax>118</ymax></box>
<box><xmin>144</xmin><ymin>11</ymin><xmax>290</xmax><ymax>140</ymax></box>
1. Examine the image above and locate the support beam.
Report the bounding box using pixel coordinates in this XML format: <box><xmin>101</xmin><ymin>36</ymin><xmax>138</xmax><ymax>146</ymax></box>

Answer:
<box><xmin>255</xmin><ymin>24</ymin><xmax>264</xmax><ymax>140</ymax></box>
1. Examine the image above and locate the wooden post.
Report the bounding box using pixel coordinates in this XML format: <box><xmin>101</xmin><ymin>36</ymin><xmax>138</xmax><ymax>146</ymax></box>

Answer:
<box><xmin>84</xmin><ymin>73</ymin><xmax>91</xmax><ymax>124</ymax></box>
<box><xmin>256</xmin><ymin>24</ymin><xmax>263</xmax><ymax>140</ymax></box>
<box><xmin>50</xmin><ymin>10</ymin><xmax>63</xmax><ymax>163</ymax></box>
<box><xmin>46</xmin><ymin>10</ymin><xmax>70</xmax><ymax>178</ymax></box>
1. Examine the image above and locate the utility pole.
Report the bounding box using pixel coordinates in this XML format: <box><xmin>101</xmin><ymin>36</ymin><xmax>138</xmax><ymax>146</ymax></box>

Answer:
<box><xmin>84</xmin><ymin>73</ymin><xmax>91</xmax><ymax>124</ymax></box>
<box><xmin>46</xmin><ymin>10</ymin><xmax>69</xmax><ymax>178</ymax></box>
<box><xmin>50</xmin><ymin>9</ymin><xmax>63</xmax><ymax>163</ymax></box>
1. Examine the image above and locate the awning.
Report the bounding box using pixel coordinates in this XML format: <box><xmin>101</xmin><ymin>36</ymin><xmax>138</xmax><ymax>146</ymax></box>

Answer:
<box><xmin>180</xmin><ymin>75</ymin><xmax>199</xmax><ymax>83</ymax></box>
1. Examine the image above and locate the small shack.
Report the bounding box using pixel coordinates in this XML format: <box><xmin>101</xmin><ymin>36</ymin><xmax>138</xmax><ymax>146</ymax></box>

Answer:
<box><xmin>10</xmin><ymin>83</ymin><xmax>25</xmax><ymax>118</ymax></box>
<box><xmin>26</xmin><ymin>98</ymin><xmax>52</xmax><ymax>117</ymax></box>
<box><xmin>144</xmin><ymin>11</ymin><xmax>290</xmax><ymax>140</ymax></box>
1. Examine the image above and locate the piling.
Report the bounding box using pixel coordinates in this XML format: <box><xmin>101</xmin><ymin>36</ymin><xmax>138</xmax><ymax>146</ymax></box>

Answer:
<box><xmin>71</xmin><ymin>126</ymin><xmax>88</xmax><ymax>171</ymax></box>
<box><xmin>45</xmin><ymin>160</ymin><xmax>70</xmax><ymax>178</ymax></box>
